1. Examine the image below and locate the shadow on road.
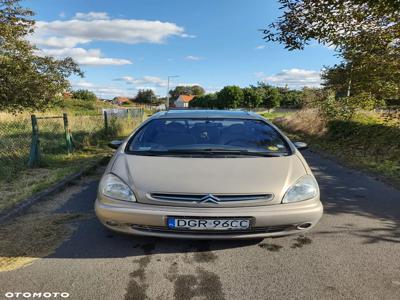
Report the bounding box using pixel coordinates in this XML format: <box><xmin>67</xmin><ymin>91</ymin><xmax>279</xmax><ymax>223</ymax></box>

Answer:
<box><xmin>303</xmin><ymin>150</ymin><xmax>400</xmax><ymax>244</ymax></box>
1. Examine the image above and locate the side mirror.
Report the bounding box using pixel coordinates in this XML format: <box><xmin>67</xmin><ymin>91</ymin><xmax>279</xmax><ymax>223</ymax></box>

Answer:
<box><xmin>108</xmin><ymin>140</ymin><xmax>123</xmax><ymax>149</ymax></box>
<box><xmin>293</xmin><ymin>141</ymin><xmax>308</xmax><ymax>151</ymax></box>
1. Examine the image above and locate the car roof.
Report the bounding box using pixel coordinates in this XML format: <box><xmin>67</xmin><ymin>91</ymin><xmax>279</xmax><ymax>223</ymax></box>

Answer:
<box><xmin>150</xmin><ymin>109</ymin><xmax>264</xmax><ymax>120</ymax></box>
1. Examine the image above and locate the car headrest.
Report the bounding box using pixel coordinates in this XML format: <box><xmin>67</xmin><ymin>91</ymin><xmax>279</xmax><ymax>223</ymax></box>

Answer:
<box><xmin>165</xmin><ymin>122</ymin><xmax>188</xmax><ymax>133</ymax></box>
<box><xmin>224</xmin><ymin>124</ymin><xmax>247</xmax><ymax>134</ymax></box>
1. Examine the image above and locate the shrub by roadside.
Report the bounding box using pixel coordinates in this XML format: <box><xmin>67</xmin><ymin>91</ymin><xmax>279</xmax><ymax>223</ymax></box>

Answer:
<box><xmin>275</xmin><ymin>109</ymin><xmax>400</xmax><ymax>187</ymax></box>
<box><xmin>271</xmin><ymin>109</ymin><xmax>326</xmax><ymax>136</ymax></box>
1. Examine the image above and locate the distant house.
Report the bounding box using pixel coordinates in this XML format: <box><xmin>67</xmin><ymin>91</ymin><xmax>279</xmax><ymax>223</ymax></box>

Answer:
<box><xmin>62</xmin><ymin>92</ymin><xmax>73</xmax><ymax>99</ymax></box>
<box><xmin>155</xmin><ymin>103</ymin><xmax>166</xmax><ymax>111</ymax></box>
<box><xmin>174</xmin><ymin>95</ymin><xmax>194</xmax><ymax>108</ymax></box>
<box><xmin>113</xmin><ymin>97</ymin><xmax>130</xmax><ymax>106</ymax></box>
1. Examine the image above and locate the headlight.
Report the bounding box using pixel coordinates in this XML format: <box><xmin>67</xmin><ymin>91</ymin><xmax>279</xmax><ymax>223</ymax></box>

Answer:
<box><xmin>101</xmin><ymin>174</ymin><xmax>136</xmax><ymax>202</ymax></box>
<box><xmin>282</xmin><ymin>175</ymin><xmax>318</xmax><ymax>203</ymax></box>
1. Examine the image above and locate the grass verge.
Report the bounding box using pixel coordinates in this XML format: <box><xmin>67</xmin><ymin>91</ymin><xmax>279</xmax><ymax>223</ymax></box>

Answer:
<box><xmin>0</xmin><ymin>148</ymin><xmax>111</xmax><ymax>212</ymax></box>
<box><xmin>0</xmin><ymin>213</ymin><xmax>90</xmax><ymax>272</ymax></box>
<box><xmin>274</xmin><ymin>109</ymin><xmax>400</xmax><ymax>188</ymax></box>
<box><xmin>0</xmin><ymin>172</ymin><xmax>99</xmax><ymax>272</ymax></box>
<box><xmin>1</xmin><ymin>105</ymin><xmax>145</xmax><ymax>213</ymax></box>
<box><xmin>259</xmin><ymin>110</ymin><xmax>295</xmax><ymax>120</ymax></box>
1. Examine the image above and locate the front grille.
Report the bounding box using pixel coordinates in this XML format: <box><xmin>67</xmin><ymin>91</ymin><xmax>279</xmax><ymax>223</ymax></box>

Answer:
<box><xmin>150</xmin><ymin>193</ymin><xmax>273</xmax><ymax>203</ymax></box>
<box><xmin>131</xmin><ymin>224</ymin><xmax>296</xmax><ymax>235</ymax></box>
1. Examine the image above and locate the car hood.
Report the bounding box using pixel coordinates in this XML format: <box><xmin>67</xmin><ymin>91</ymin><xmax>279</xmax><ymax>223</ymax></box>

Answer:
<box><xmin>110</xmin><ymin>154</ymin><xmax>307</xmax><ymax>207</ymax></box>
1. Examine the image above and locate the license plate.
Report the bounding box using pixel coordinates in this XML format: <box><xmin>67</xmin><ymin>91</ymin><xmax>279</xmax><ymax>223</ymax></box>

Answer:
<box><xmin>167</xmin><ymin>217</ymin><xmax>251</xmax><ymax>230</ymax></box>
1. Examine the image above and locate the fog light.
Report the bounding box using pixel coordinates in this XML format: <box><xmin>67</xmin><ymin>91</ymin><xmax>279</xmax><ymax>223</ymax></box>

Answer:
<box><xmin>106</xmin><ymin>220</ymin><xmax>120</xmax><ymax>227</ymax></box>
<box><xmin>297</xmin><ymin>222</ymin><xmax>312</xmax><ymax>230</ymax></box>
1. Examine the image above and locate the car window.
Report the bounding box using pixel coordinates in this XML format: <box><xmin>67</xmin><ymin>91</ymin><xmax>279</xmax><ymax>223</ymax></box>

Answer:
<box><xmin>127</xmin><ymin>118</ymin><xmax>290</xmax><ymax>156</ymax></box>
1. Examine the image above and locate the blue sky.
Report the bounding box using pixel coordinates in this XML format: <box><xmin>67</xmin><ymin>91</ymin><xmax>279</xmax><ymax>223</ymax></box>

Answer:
<box><xmin>25</xmin><ymin>0</ymin><xmax>339</xmax><ymax>99</ymax></box>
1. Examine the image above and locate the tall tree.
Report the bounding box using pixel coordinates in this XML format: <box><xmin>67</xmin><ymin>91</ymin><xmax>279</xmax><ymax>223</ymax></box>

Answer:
<box><xmin>263</xmin><ymin>0</ymin><xmax>400</xmax><ymax>100</ymax></box>
<box><xmin>242</xmin><ymin>87</ymin><xmax>263</xmax><ymax>108</ymax></box>
<box><xmin>300</xmin><ymin>87</ymin><xmax>326</xmax><ymax>108</ymax></box>
<box><xmin>72</xmin><ymin>89</ymin><xmax>97</xmax><ymax>102</ymax></box>
<box><xmin>263</xmin><ymin>0</ymin><xmax>399</xmax><ymax>52</ymax></box>
<box><xmin>280</xmin><ymin>89</ymin><xmax>302</xmax><ymax>107</ymax></box>
<box><xmin>169</xmin><ymin>85</ymin><xmax>205</xmax><ymax>99</ymax></box>
<box><xmin>190</xmin><ymin>93</ymin><xmax>218</xmax><ymax>108</ymax></box>
<box><xmin>322</xmin><ymin>53</ymin><xmax>400</xmax><ymax>100</ymax></box>
<box><xmin>263</xmin><ymin>88</ymin><xmax>281</xmax><ymax>110</ymax></box>
<box><xmin>0</xmin><ymin>0</ymin><xmax>82</xmax><ymax>112</ymax></box>
<box><xmin>169</xmin><ymin>86</ymin><xmax>190</xmax><ymax>100</ymax></box>
<box><xmin>256</xmin><ymin>83</ymin><xmax>281</xmax><ymax>109</ymax></box>
<box><xmin>217</xmin><ymin>86</ymin><xmax>244</xmax><ymax>108</ymax></box>
<box><xmin>191</xmin><ymin>85</ymin><xmax>206</xmax><ymax>97</ymax></box>
<box><xmin>134</xmin><ymin>89</ymin><xmax>158</xmax><ymax>104</ymax></box>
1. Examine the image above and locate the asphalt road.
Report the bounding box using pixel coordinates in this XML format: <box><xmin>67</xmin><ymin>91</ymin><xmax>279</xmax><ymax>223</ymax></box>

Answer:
<box><xmin>1</xmin><ymin>150</ymin><xmax>400</xmax><ymax>300</ymax></box>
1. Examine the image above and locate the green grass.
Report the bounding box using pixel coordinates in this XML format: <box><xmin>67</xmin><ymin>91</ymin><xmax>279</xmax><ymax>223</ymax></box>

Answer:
<box><xmin>0</xmin><ymin>149</ymin><xmax>111</xmax><ymax>211</ymax></box>
<box><xmin>274</xmin><ymin>110</ymin><xmax>400</xmax><ymax>187</ymax></box>
<box><xmin>53</xmin><ymin>98</ymin><xmax>115</xmax><ymax>116</ymax></box>
<box><xmin>0</xmin><ymin>100</ymin><xmax>145</xmax><ymax>212</ymax></box>
<box><xmin>259</xmin><ymin>110</ymin><xmax>295</xmax><ymax>120</ymax></box>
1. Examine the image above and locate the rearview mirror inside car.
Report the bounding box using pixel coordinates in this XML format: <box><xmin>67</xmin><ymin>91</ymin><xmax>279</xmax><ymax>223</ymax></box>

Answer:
<box><xmin>108</xmin><ymin>140</ymin><xmax>123</xmax><ymax>149</ymax></box>
<box><xmin>293</xmin><ymin>141</ymin><xmax>308</xmax><ymax>150</ymax></box>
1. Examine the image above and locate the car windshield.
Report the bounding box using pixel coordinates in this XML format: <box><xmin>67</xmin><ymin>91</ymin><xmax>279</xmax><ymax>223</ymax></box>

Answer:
<box><xmin>127</xmin><ymin>118</ymin><xmax>290</xmax><ymax>156</ymax></box>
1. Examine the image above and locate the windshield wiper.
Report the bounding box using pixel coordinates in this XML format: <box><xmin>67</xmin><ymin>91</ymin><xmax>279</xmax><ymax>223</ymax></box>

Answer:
<box><xmin>129</xmin><ymin>145</ymin><xmax>287</xmax><ymax>157</ymax></box>
<box><xmin>165</xmin><ymin>148</ymin><xmax>286</xmax><ymax>157</ymax></box>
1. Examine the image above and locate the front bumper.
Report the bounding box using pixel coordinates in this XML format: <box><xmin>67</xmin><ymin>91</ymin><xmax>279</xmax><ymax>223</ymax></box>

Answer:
<box><xmin>95</xmin><ymin>197</ymin><xmax>323</xmax><ymax>239</ymax></box>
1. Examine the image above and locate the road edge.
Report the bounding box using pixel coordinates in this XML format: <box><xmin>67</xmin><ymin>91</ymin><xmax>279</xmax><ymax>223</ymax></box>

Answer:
<box><xmin>0</xmin><ymin>156</ymin><xmax>110</xmax><ymax>223</ymax></box>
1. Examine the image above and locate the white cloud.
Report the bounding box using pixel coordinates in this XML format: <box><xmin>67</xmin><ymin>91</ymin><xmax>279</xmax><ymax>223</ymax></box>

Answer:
<box><xmin>205</xmin><ymin>86</ymin><xmax>221</xmax><ymax>94</ymax></box>
<box><xmin>30</xmin><ymin>13</ymin><xmax>190</xmax><ymax>48</ymax></box>
<box><xmin>74</xmin><ymin>12</ymin><xmax>110</xmax><ymax>21</ymax></box>
<box><xmin>117</xmin><ymin>76</ymin><xmax>203</xmax><ymax>91</ymax></box>
<box><xmin>33</xmin><ymin>36</ymin><xmax>91</xmax><ymax>48</ymax></box>
<box><xmin>115</xmin><ymin>76</ymin><xmax>209</xmax><ymax>96</ymax></box>
<box><xmin>29</xmin><ymin>12</ymin><xmax>192</xmax><ymax>69</ymax></box>
<box><xmin>255</xmin><ymin>45</ymin><xmax>266</xmax><ymax>50</ymax></box>
<box><xmin>185</xmin><ymin>55</ymin><xmax>202</xmax><ymax>61</ymax></box>
<box><xmin>116</xmin><ymin>76</ymin><xmax>168</xmax><ymax>87</ymax></box>
<box><xmin>181</xmin><ymin>33</ymin><xmax>196</xmax><ymax>38</ymax></box>
<box><xmin>257</xmin><ymin>68</ymin><xmax>322</xmax><ymax>88</ymax></box>
<box><xmin>37</xmin><ymin>47</ymin><xmax>132</xmax><ymax>66</ymax></box>
<box><xmin>71</xmin><ymin>80</ymin><xmax>133</xmax><ymax>98</ymax></box>
<box><xmin>176</xmin><ymin>82</ymin><xmax>201</xmax><ymax>87</ymax></box>
<box><xmin>71</xmin><ymin>80</ymin><xmax>95</xmax><ymax>89</ymax></box>
<box><xmin>59</xmin><ymin>12</ymin><xmax>66</xmax><ymax>18</ymax></box>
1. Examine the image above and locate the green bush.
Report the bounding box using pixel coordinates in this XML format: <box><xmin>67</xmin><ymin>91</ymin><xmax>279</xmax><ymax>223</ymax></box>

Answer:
<box><xmin>72</xmin><ymin>89</ymin><xmax>97</xmax><ymax>102</ymax></box>
<box><xmin>60</xmin><ymin>98</ymin><xmax>96</xmax><ymax>114</ymax></box>
<box><xmin>277</xmin><ymin>109</ymin><xmax>400</xmax><ymax>184</ymax></box>
<box><xmin>242</xmin><ymin>87</ymin><xmax>263</xmax><ymax>108</ymax></box>
<box><xmin>217</xmin><ymin>86</ymin><xmax>244</xmax><ymax>108</ymax></box>
<box><xmin>347</xmin><ymin>92</ymin><xmax>385</xmax><ymax>110</ymax></box>
<box><xmin>190</xmin><ymin>94</ymin><xmax>219</xmax><ymax>108</ymax></box>
<box><xmin>318</xmin><ymin>91</ymin><xmax>353</xmax><ymax>120</ymax></box>
<box><xmin>318</xmin><ymin>91</ymin><xmax>385</xmax><ymax>121</ymax></box>
<box><xmin>326</xmin><ymin>119</ymin><xmax>400</xmax><ymax>172</ymax></box>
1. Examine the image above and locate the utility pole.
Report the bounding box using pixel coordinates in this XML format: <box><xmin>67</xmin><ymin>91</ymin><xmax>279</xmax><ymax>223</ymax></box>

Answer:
<box><xmin>166</xmin><ymin>75</ymin><xmax>179</xmax><ymax>110</ymax></box>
